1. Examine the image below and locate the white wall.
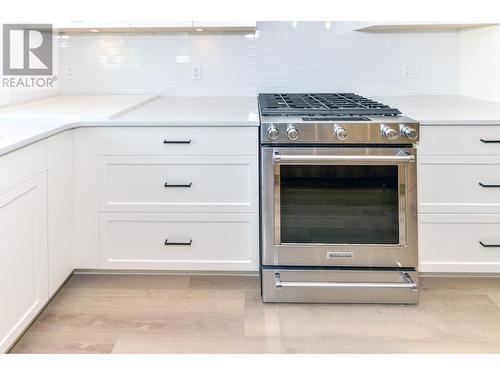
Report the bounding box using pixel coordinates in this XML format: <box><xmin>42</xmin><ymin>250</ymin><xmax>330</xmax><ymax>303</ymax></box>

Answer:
<box><xmin>460</xmin><ymin>25</ymin><xmax>500</xmax><ymax>103</ymax></box>
<box><xmin>57</xmin><ymin>21</ymin><xmax>461</xmax><ymax>97</ymax></box>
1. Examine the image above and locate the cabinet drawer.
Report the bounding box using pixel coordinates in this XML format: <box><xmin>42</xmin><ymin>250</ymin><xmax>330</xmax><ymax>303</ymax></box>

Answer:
<box><xmin>0</xmin><ymin>141</ymin><xmax>47</xmax><ymax>195</ymax></box>
<box><xmin>99</xmin><ymin>156</ymin><xmax>258</xmax><ymax>213</ymax></box>
<box><xmin>98</xmin><ymin>127</ymin><xmax>258</xmax><ymax>156</ymax></box>
<box><xmin>419</xmin><ymin>214</ymin><xmax>500</xmax><ymax>272</ymax></box>
<box><xmin>99</xmin><ymin>213</ymin><xmax>259</xmax><ymax>271</ymax></box>
<box><xmin>418</xmin><ymin>163</ymin><xmax>500</xmax><ymax>213</ymax></box>
<box><xmin>419</xmin><ymin>126</ymin><xmax>500</xmax><ymax>155</ymax></box>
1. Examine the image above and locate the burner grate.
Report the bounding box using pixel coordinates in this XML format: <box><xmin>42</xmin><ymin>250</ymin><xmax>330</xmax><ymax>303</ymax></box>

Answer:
<box><xmin>259</xmin><ymin>93</ymin><xmax>401</xmax><ymax>116</ymax></box>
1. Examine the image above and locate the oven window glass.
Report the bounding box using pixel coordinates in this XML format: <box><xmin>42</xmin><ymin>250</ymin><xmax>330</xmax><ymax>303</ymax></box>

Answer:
<box><xmin>280</xmin><ymin>165</ymin><xmax>400</xmax><ymax>244</ymax></box>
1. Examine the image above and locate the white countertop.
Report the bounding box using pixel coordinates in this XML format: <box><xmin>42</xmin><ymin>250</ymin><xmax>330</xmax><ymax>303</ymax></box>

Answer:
<box><xmin>110</xmin><ymin>96</ymin><xmax>259</xmax><ymax>126</ymax></box>
<box><xmin>0</xmin><ymin>95</ymin><xmax>259</xmax><ymax>156</ymax></box>
<box><xmin>373</xmin><ymin>95</ymin><xmax>500</xmax><ymax>125</ymax></box>
<box><xmin>0</xmin><ymin>95</ymin><xmax>158</xmax><ymax>121</ymax></box>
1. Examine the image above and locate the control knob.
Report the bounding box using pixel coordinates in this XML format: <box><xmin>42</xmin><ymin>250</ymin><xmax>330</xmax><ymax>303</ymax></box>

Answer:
<box><xmin>334</xmin><ymin>126</ymin><xmax>348</xmax><ymax>141</ymax></box>
<box><xmin>401</xmin><ymin>126</ymin><xmax>418</xmax><ymax>140</ymax></box>
<box><xmin>267</xmin><ymin>125</ymin><xmax>279</xmax><ymax>140</ymax></box>
<box><xmin>287</xmin><ymin>124</ymin><xmax>299</xmax><ymax>141</ymax></box>
<box><xmin>381</xmin><ymin>126</ymin><xmax>398</xmax><ymax>140</ymax></box>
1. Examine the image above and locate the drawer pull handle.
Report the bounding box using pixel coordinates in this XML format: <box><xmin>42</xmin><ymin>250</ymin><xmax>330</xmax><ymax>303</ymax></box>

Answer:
<box><xmin>480</xmin><ymin>139</ymin><xmax>500</xmax><ymax>143</ymax></box>
<box><xmin>274</xmin><ymin>271</ymin><xmax>418</xmax><ymax>290</ymax></box>
<box><xmin>479</xmin><ymin>182</ymin><xmax>500</xmax><ymax>188</ymax></box>
<box><xmin>163</xmin><ymin>139</ymin><xmax>191</xmax><ymax>144</ymax></box>
<box><xmin>165</xmin><ymin>238</ymin><xmax>192</xmax><ymax>246</ymax></box>
<box><xmin>479</xmin><ymin>241</ymin><xmax>500</xmax><ymax>248</ymax></box>
<box><xmin>164</xmin><ymin>182</ymin><xmax>192</xmax><ymax>188</ymax></box>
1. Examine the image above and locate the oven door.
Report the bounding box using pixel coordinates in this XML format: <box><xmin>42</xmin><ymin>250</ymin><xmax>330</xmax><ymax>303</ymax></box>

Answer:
<box><xmin>261</xmin><ymin>147</ymin><xmax>418</xmax><ymax>267</ymax></box>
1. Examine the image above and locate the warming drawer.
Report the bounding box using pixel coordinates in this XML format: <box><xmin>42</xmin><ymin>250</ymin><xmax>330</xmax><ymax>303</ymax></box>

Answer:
<box><xmin>262</xmin><ymin>268</ymin><xmax>419</xmax><ymax>304</ymax></box>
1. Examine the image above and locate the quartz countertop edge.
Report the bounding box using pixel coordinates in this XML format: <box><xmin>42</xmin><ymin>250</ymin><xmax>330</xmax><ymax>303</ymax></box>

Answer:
<box><xmin>0</xmin><ymin>95</ymin><xmax>260</xmax><ymax>156</ymax></box>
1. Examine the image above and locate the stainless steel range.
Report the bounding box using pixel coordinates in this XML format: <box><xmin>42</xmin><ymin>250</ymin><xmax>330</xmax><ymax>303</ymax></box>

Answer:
<box><xmin>259</xmin><ymin>93</ymin><xmax>419</xmax><ymax>304</ymax></box>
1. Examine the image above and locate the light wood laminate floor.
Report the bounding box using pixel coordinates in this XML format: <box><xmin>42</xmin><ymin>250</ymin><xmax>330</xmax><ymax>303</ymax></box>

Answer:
<box><xmin>9</xmin><ymin>274</ymin><xmax>500</xmax><ymax>353</ymax></box>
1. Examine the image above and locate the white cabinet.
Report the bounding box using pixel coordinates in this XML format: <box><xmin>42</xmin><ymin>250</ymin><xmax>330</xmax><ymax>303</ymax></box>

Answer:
<box><xmin>98</xmin><ymin>127</ymin><xmax>258</xmax><ymax>156</ymax></box>
<box><xmin>0</xmin><ymin>172</ymin><xmax>48</xmax><ymax>353</ymax></box>
<box><xmin>99</xmin><ymin>155</ymin><xmax>258</xmax><ymax>213</ymax></box>
<box><xmin>0</xmin><ymin>124</ymin><xmax>259</xmax><ymax>351</ymax></box>
<box><xmin>129</xmin><ymin>21</ymin><xmax>192</xmax><ymax>29</ymax></box>
<box><xmin>418</xmin><ymin>126</ymin><xmax>500</xmax><ymax>156</ymax></box>
<box><xmin>355</xmin><ymin>22</ymin><xmax>498</xmax><ymax>32</ymax></box>
<box><xmin>192</xmin><ymin>21</ymin><xmax>256</xmax><ymax>32</ymax></box>
<box><xmin>55</xmin><ymin>21</ymin><xmax>256</xmax><ymax>33</ymax></box>
<box><xmin>47</xmin><ymin>132</ymin><xmax>74</xmax><ymax>295</ymax></box>
<box><xmin>73</xmin><ymin>128</ymin><xmax>100</xmax><ymax>269</ymax></box>
<box><xmin>100</xmin><ymin>213</ymin><xmax>259</xmax><ymax>271</ymax></box>
<box><xmin>418</xmin><ymin>125</ymin><xmax>500</xmax><ymax>272</ymax></box>
<box><xmin>418</xmin><ymin>162</ymin><xmax>500</xmax><ymax>213</ymax></box>
<box><xmin>96</xmin><ymin>126</ymin><xmax>259</xmax><ymax>271</ymax></box>
<box><xmin>54</xmin><ymin>21</ymin><xmax>131</xmax><ymax>32</ymax></box>
<box><xmin>0</xmin><ymin>132</ymin><xmax>75</xmax><ymax>352</ymax></box>
<box><xmin>0</xmin><ymin>141</ymin><xmax>47</xmax><ymax>195</ymax></box>
<box><xmin>419</xmin><ymin>214</ymin><xmax>500</xmax><ymax>273</ymax></box>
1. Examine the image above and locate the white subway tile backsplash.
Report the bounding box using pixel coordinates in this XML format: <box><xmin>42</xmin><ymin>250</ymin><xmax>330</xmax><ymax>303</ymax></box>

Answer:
<box><xmin>57</xmin><ymin>21</ymin><xmax>461</xmax><ymax>97</ymax></box>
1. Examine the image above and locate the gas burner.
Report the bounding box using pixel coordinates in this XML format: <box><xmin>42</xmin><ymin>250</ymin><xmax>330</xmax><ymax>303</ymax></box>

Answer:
<box><xmin>301</xmin><ymin>116</ymin><xmax>372</xmax><ymax>122</ymax></box>
<box><xmin>259</xmin><ymin>93</ymin><xmax>402</xmax><ymax>116</ymax></box>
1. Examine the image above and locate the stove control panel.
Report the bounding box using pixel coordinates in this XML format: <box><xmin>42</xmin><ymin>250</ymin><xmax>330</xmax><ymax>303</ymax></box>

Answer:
<box><xmin>261</xmin><ymin>120</ymin><xmax>419</xmax><ymax>144</ymax></box>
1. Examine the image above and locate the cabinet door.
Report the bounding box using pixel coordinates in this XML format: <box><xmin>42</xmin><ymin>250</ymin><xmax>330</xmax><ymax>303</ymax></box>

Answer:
<box><xmin>0</xmin><ymin>173</ymin><xmax>48</xmax><ymax>353</ymax></box>
<box><xmin>48</xmin><ymin>132</ymin><xmax>74</xmax><ymax>295</ymax></box>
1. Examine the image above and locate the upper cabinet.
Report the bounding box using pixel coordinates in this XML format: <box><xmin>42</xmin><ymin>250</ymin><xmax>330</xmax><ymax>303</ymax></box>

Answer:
<box><xmin>54</xmin><ymin>21</ymin><xmax>256</xmax><ymax>33</ymax></box>
<box><xmin>53</xmin><ymin>20</ymin><xmax>131</xmax><ymax>32</ymax></box>
<box><xmin>191</xmin><ymin>21</ymin><xmax>256</xmax><ymax>32</ymax></box>
<box><xmin>129</xmin><ymin>21</ymin><xmax>193</xmax><ymax>30</ymax></box>
<box><xmin>354</xmin><ymin>21</ymin><xmax>499</xmax><ymax>32</ymax></box>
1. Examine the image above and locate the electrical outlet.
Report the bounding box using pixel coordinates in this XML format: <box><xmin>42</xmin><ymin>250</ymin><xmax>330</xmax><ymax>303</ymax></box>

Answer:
<box><xmin>401</xmin><ymin>62</ymin><xmax>420</xmax><ymax>79</ymax></box>
<box><xmin>402</xmin><ymin>62</ymin><xmax>420</xmax><ymax>79</ymax></box>
<box><xmin>192</xmin><ymin>66</ymin><xmax>202</xmax><ymax>81</ymax></box>
<box><xmin>65</xmin><ymin>66</ymin><xmax>77</xmax><ymax>79</ymax></box>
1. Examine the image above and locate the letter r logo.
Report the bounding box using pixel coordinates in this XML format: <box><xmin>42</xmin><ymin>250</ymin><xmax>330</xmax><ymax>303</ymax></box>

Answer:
<box><xmin>3</xmin><ymin>24</ymin><xmax>53</xmax><ymax>76</ymax></box>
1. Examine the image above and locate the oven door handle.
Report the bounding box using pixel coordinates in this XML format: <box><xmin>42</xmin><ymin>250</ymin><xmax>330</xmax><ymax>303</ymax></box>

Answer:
<box><xmin>274</xmin><ymin>272</ymin><xmax>418</xmax><ymax>290</ymax></box>
<box><xmin>272</xmin><ymin>151</ymin><xmax>415</xmax><ymax>165</ymax></box>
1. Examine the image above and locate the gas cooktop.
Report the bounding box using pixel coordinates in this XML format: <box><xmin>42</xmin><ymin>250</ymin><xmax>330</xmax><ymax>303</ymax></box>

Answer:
<box><xmin>258</xmin><ymin>93</ymin><xmax>402</xmax><ymax>116</ymax></box>
<box><xmin>259</xmin><ymin>93</ymin><xmax>419</xmax><ymax>145</ymax></box>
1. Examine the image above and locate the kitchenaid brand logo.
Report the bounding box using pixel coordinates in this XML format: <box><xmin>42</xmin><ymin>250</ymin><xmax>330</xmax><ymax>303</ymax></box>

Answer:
<box><xmin>327</xmin><ymin>251</ymin><xmax>354</xmax><ymax>259</ymax></box>
<box><xmin>2</xmin><ymin>24</ymin><xmax>57</xmax><ymax>88</ymax></box>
